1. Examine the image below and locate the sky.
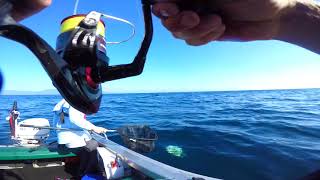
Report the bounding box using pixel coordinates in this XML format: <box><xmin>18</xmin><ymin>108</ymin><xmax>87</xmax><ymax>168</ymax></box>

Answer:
<box><xmin>1</xmin><ymin>0</ymin><xmax>320</xmax><ymax>93</ymax></box>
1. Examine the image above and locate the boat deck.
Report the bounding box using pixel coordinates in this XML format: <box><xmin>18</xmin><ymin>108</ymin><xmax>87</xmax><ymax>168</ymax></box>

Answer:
<box><xmin>0</xmin><ymin>145</ymin><xmax>76</xmax><ymax>161</ymax></box>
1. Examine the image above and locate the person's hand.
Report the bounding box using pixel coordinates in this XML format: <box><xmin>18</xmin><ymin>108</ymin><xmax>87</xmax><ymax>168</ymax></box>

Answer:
<box><xmin>11</xmin><ymin>0</ymin><xmax>52</xmax><ymax>21</ymax></box>
<box><xmin>92</xmin><ymin>126</ymin><xmax>108</xmax><ymax>134</ymax></box>
<box><xmin>152</xmin><ymin>0</ymin><xmax>296</xmax><ymax>46</ymax></box>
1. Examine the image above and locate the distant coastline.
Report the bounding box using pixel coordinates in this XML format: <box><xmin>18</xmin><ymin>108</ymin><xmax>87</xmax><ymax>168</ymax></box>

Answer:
<box><xmin>1</xmin><ymin>88</ymin><xmax>320</xmax><ymax>95</ymax></box>
<box><xmin>1</xmin><ymin>89</ymin><xmax>60</xmax><ymax>95</ymax></box>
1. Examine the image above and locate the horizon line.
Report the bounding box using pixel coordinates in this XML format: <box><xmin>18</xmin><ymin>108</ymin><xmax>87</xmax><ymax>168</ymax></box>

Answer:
<box><xmin>1</xmin><ymin>87</ymin><xmax>320</xmax><ymax>95</ymax></box>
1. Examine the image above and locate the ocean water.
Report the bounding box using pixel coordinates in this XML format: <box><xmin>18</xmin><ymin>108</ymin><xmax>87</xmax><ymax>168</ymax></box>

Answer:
<box><xmin>1</xmin><ymin>89</ymin><xmax>320</xmax><ymax>180</ymax></box>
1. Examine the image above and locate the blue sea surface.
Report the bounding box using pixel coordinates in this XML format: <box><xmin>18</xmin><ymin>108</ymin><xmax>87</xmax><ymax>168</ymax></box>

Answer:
<box><xmin>1</xmin><ymin>89</ymin><xmax>320</xmax><ymax>180</ymax></box>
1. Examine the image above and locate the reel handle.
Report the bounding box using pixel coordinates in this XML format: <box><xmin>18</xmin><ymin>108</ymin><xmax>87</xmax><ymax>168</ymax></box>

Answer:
<box><xmin>93</xmin><ymin>2</ymin><xmax>153</xmax><ymax>83</ymax></box>
<box><xmin>149</xmin><ymin>0</ymin><xmax>223</xmax><ymax>15</ymax></box>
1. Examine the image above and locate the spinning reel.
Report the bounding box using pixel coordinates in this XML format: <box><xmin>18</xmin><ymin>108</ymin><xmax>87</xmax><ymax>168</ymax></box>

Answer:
<box><xmin>0</xmin><ymin>0</ymin><xmax>153</xmax><ymax>114</ymax></box>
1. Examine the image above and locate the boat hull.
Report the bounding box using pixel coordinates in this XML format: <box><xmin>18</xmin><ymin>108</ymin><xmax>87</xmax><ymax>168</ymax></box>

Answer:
<box><xmin>0</xmin><ymin>140</ymin><xmax>220</xmax><ymax>180</ymax></box>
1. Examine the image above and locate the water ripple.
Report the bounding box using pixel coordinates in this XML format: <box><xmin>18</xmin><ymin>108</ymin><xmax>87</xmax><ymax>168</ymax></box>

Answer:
<box><xmin>1</xmin><ymin>89</ymin><xmax>320</xmax><ymax>179</ymax></box>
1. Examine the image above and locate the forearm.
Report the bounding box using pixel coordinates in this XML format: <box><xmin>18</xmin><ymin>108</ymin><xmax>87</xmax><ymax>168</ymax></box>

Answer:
<box><xmin>276</xmin><ymin>0</ymin><xmax>320</xmax><ymax>54</ymax></box>
<box><xmin>74</xmin><ymin>120</ymin><xmax>96</xmax><ymax>131</ymax></box>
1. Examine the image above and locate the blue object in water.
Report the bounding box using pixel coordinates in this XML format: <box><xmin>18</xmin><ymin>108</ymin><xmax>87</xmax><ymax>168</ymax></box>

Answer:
<box><xmin>166</xmin><ymin>145</ymin><xmax>185</xmax><ymax>157</ymax></box>
<box><xmin>81</xmin><ymin>174</ymin><xmax>105</xmax><ymax>180</ymax></box>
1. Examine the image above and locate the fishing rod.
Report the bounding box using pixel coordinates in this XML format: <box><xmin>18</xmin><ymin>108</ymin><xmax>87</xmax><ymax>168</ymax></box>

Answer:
<box><xmin>20</xmin><ymin>124</ymin><xmax>158</xmax><ymax>152</ymax></box>
<box><xmin>20</xmin><ymin>124</ymin><xmax>157</xmax><ymax>140</ymax></box>
<box><xmin>19</xmin><ymin>124</ymin><xmax>117</xmax><ymax>133</ymax></box>
<box><xmin>0</xmin><ymin>0</ymin><xmax>218</xmax><ymax>114</ymax></box>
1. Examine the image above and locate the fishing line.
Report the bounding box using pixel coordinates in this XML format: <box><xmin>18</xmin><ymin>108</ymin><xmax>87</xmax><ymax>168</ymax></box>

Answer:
<box><xmin>73</xmin><ymin>0</ymin><xmax>80</xmax><ymax>15</ymax></box>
